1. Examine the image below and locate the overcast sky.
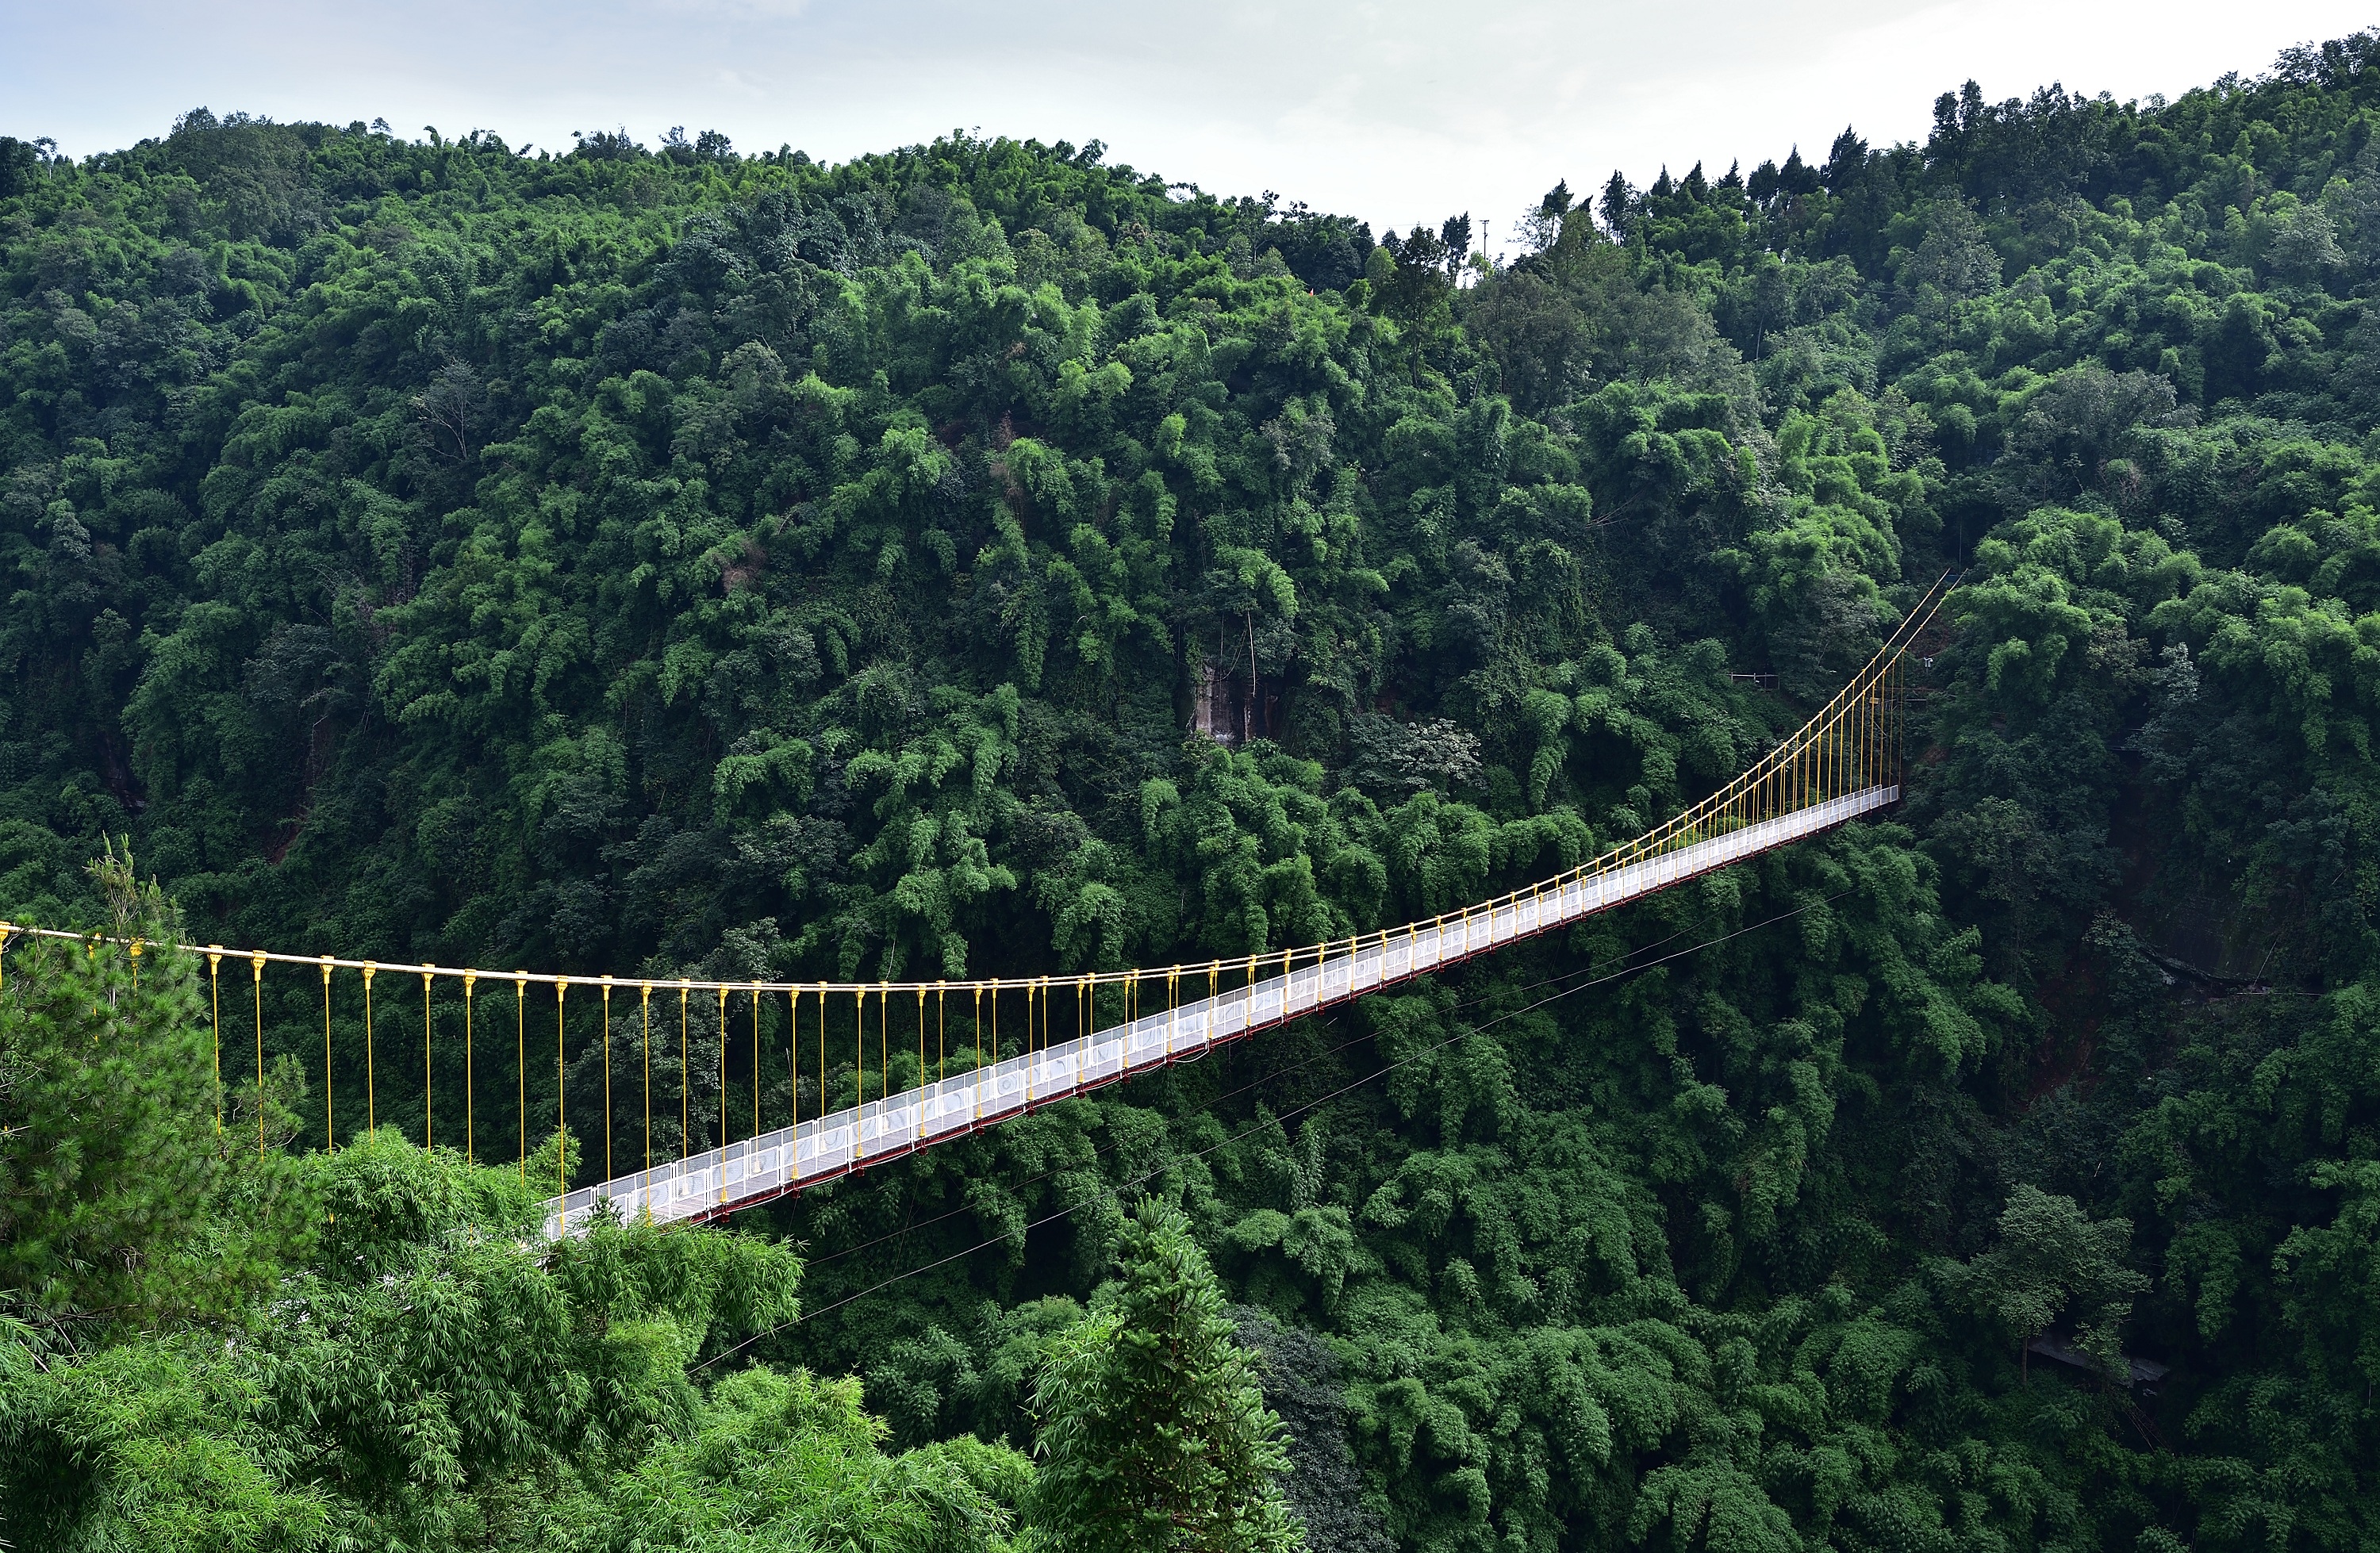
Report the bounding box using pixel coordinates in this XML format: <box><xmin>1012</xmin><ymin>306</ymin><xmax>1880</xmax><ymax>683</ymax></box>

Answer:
<box><xmin>6</xmin><ymin>2</ymin><xmax>2374</xmax><ymax>254</ymax></box>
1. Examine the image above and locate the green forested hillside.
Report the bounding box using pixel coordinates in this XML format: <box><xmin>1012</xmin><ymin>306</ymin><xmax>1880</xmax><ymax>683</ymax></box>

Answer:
<box><xmin>7</xmin><ymin>29</ymin><xmax>2380</xmax><ymax>1550</ymax></box>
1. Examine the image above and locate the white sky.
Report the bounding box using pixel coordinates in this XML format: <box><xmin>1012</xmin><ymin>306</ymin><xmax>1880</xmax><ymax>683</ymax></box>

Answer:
<box><xmin>5</xmin><ymin>1</ymin><xmax>2374</xmax><ymax>256</ymax></box>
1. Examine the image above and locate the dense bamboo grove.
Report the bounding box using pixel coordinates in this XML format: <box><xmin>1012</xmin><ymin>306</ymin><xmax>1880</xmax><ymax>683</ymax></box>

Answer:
<box><xmin>9</xmin><ymin>29</ymin><xmax>2380</xmax><ymax>1548</ymax></box>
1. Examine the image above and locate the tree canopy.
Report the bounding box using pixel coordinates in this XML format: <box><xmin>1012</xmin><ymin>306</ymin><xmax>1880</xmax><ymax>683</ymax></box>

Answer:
<box><xmin>10</xmin><ymin>26</ymin><xmax>2380</xmax><ymax>1549</ymax></box>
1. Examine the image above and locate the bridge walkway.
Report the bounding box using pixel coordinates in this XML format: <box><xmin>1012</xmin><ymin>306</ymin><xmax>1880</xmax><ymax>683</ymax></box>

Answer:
<box><xmin>545</xmin><ymin>785</ymin><xmax>1897</xmax><ymax>1237</ymax></box>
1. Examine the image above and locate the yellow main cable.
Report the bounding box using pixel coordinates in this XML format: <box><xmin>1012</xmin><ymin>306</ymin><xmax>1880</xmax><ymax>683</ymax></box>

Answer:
<box><xmin>12</xmin><ymin>578</ymin><xmax>1954</xmax><ymax>1184</ymax></box>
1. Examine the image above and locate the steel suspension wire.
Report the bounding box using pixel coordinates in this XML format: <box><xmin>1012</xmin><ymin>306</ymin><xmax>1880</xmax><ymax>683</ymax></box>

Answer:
<box><xmin>601</xmin><ymin>980</ymin><xmax>613</xmax><ymax>1179</ymax></box>
<box><xmin>799</xmin><ymin>905</ymin><xmax>1772</xmax><ymax>1277</ymax></box>
<box><xmin>321</xmin><ymin>960</ymin><xmax>333</xmax><ymax>1151</ymax></box>
<box><xmin>464</xmin><ymin>973</ymin><xmax>476</xmax><ymax>1164</ymax></box>
<box><xmin>363</xmin><ymin>964</ymin><xmax>377</xmax><ymax>1132</ymax></box>
<box><xmin>555</xmin><ymin>980</ymin><xmax>568</xmax><ymax>1196</ymax></box>
<box><xmin>701</xmin><ymin>891</ymin><xmax>1843</xmax><ymax>1367</ymax></box>
<box><xmin>515</xmin><ymin>976</ymin><xmax>526</xmax><ymax>1181</ymax></box>
<box><xmin>209</xmin><ymin>947</ymin><xmax>222</xmax><ymax>1135</ymax></box>
<box><xmin>251</xmin><ymin>953</ymin><xmax>265</xmax><ymax>1158</ymax></box>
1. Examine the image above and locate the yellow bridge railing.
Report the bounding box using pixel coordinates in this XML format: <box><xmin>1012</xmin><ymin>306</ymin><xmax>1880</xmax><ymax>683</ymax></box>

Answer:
<box><xmin>0</xmin><ymin>574</ymin><xmax>1954</xmax><ymax>1205</ymax></box>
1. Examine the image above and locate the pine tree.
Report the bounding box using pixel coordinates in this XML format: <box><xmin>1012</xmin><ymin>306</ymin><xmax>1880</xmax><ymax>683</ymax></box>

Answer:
<box><xmin>1027</xmin><ymin>1200</ymin><xmax>1303</xmax><ymax>1552</ymax></box>
<box><xmin>0</xmin><ymin>841</ymin><xmax>310</xmax><ymax>1331</ymax></box>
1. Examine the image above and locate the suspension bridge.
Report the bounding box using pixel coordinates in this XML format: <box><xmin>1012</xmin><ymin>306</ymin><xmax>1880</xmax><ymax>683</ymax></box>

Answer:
<box><xmin>0</xmin><ymin>578</ymin><xmax>1955</xmax><ymax>1240</ymax></box>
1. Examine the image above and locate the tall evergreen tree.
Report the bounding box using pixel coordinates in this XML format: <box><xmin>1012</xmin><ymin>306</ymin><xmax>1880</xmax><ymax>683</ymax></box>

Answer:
<box><xmin>0</xmin><ymin>843</ymin><xmax>309</xmax><ymax>1330</ymax></box>
<box><xmin>1027</xmin><ymin>1200</ymin><xmax>1303</xmax><ymax>1553</ymax></box>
